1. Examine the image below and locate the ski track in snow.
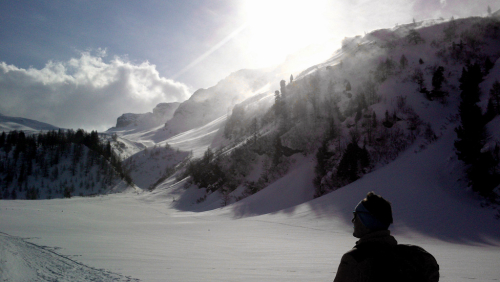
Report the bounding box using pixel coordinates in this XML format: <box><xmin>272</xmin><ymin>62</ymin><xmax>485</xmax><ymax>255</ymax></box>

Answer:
<box><xmin>0</xmin><ymin>232</ymin><xmax>139</xmax><ymax>282</ymax></box>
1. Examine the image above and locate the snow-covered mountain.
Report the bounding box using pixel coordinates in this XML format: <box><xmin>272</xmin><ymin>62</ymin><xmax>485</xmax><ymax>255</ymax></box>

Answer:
<box><xmin>100</xmin><ymin>14</ymin><xmax>500</xmax><ymax>217</ymax></box>
<box><xmin>0</xmin><ymin>113</ymin><xmax>61</xmax><ymax>133</ymax></box>
<box><xmin>163</xmin><ymin>69</ymin><xmax>273</xmax><ymax>138</ymax></box>
<box><xmin>104</xmin><ymin>69</ymin><xmax>275</xmax><ymax>158</ymax></box>
<box><xmin>112</xmin><ymin>102</ymin><xmax>180</xmax><ymax>129</ymax></box>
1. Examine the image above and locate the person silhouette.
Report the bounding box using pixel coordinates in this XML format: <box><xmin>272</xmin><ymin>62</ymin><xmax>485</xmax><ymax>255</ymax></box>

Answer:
<box><xmin>333</xmin><ymin>192</ymin><xmax>439</xmax><ymax>282</ymax></box>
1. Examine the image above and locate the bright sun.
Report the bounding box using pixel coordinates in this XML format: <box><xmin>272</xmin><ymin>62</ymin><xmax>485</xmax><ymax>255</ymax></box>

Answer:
<box><xmin>243</xmin><ymin>0</ymin><xmax>331</xmax><ymax>67</ymax></box>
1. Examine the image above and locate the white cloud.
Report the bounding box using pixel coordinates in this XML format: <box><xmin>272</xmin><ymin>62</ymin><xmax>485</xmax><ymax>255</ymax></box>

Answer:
<box><xmin>0</xmin><ymin>52</ymin><xmax>191</xmax><ymax>131</ymax></box>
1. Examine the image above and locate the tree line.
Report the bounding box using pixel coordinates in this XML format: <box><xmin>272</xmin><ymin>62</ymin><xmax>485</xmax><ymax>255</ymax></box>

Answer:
<box><xmin>0</xmin><ymin>129</ymin><xmax>133</xmax><ymax>199</ymax></box>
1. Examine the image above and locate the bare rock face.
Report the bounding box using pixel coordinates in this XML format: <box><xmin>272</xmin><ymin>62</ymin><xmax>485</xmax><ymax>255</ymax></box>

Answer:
<box><xmin>164</xmin><ymin>69</ymin><xmax>269</xmax><ymax>136</ymax></box>
<box><xmin>152</xmin><ymin>102</ymin><xmax>180</xmax><ymax>122</ymax></box>
<box><xmin>116</xmin><ymin>113</ymin><xmax>146</xmax><ymax>128</ymax></box>
<box><xmin>115</xmin><ymin>102</ymin><xmax>180</xmax><ymax>128</ymax></box>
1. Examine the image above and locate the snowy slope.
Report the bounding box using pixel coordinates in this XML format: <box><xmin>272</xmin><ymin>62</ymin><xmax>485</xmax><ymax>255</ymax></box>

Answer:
<box><xmin>103</xmin><ymin>111</ymin><xmax>229</xmax><ymax>189</ymax></box>
<box><xmin>0</xmin><ymin>113</ymin><xmax>61</xmax><ymax>133</ymax></box>
<box><xmin>107</xmin><ymin>114</ymin><xmax>227</xmax><ymax>159</ymax></box>
<box><xmin>124</xmin><ymin>145</ymin><xmax>189</xmax><ymax>190</ymax></box>
<box><xmin>165</xmin><ymin>114</ymin><xmax>228</xmax><ymax>158</ymax></box>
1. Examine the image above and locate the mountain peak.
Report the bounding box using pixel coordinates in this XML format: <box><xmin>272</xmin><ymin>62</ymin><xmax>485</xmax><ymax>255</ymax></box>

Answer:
<box><xmin>113</xmin><ymin>102</ymin><xmax>180</xmax><ymax>129</ymax></box>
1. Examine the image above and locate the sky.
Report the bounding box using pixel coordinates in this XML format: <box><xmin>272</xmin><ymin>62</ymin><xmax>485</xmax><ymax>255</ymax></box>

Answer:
<box><xmin>0</xmin><ymin>0</ymin><xmax>498</xmax><ymax>131</ymax></box>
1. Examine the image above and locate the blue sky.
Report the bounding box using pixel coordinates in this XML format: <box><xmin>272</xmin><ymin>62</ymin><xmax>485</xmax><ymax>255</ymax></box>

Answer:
<box><xmin>0</xmin><ymin>1</ymin><xmax>241</xmax><ymax>88</ymax></box>
<box><xmin>0</xmin><ymin>0</ymin><xmax>498</xmax><ymax>130</ymax></box>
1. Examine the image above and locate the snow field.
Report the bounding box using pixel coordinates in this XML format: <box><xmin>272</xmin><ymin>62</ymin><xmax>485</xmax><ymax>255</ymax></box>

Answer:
<box><xmin>1</xmin><ymin>195</ymin><xmax>338</xmax><ymax>281</ymax></box>
<box><xmin>2</xmin><ymin>124</ymin><xmax>500</xmax><ymax>281</ymax></box>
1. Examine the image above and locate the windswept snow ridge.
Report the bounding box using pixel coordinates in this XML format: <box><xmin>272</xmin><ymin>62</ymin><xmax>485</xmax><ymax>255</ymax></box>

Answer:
<box><xmin>0</xmin><ymin>114</ymin><xmax>61</xmax><ymax>133</ymax></box>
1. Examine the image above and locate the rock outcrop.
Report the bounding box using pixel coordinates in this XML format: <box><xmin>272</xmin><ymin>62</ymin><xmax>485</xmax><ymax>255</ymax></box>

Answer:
<box><xmin>115</xmin><ymin>102</ymin><xmax>180</xmax><ymax>128</ymax></box>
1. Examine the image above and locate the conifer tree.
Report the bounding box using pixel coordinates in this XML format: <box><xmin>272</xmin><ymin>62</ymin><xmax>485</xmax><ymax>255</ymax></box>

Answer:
<box><xmin>399</xmin><ymin>54</ymin><xmax>408</xmax><ymax>69</ymax></box>
<box><xmin>454</xmin><ymin>63</ymin><xmax>498</xmax><ymax>196</ymax></box>
<box><xmin>455</xmin><ymin>63</ymin><xmax>483</xmax><ymax>165</ymax></box>
<box><xmin>383</xmin><ymin>110</ymin><xmax>393</xmax><ymax>128</ymax></box>
<box><xmin>355</xmin><ymin>107</ymin><xmax>362</xmax><ymax>124</ymax></box>
<box><xmin>274</xmin><ymin>90</ymin><xmax>281</xmax><ymax>118</ymax></box>
<box><xmin>280</xmin><ymin>81</ymin><xmax>289</xmax><ymax>130</ymax></box>
<box><xmin>273</xmin><ymin>135</ymin><xmax>283</xmax><ymax>167</ymax></box>
<box><xmin>432</xmin><ymin>66</ymin><xmax>445</xmax><ymax>91</ymax></box>
<box><xmin>336</xmin><ymin>137</ymin><xmax>370</xmax><ymax>182</ymax></box>
<box><xmin>490</xmin><ymin>80</ymin><xmax>500</xmax><ymax>115</ymax></box>
<box><xmin>430</xmin><ymin>66</ymin><xmax>447</xmax><ymax>100</ymax></box>
<box><xmin>308</xmin><ymin>74</ymin><xmax>320</xmax><ymax>119</ymax></box>
<box><xmin>406</xmin><ymin>29</ymin><xmax>425</xmax><ymax>45</ymax></box>
<box><xmin>327</xmin><ymin>116</ymin><xmax>337</xmax><ymax>141</ymax></box>
<box><xmin>313</xmin><ymin>138</ymin><xmax>334</xmax><ymax>197</ymax></box>
<box><xmin>251</xmin><ymin>117</ymin><xmax>258</xmax><ymax>145</ymax></box>
<box><xmin>411</xmin><ymin>68</ymin><xmax>425</xmax><ymax>92</ymax></box>
<box><xmin>325</xmin><ymin>80</ymin><xmax>336</xmax><ymax>117</ymax></box>
<box><xmin>485</xmin><ymin>57</ymin><xmax>494</xmax><ymax>74</ymax></box>
<box><xmin>280</xmin><ymin>80</ymin><xmax>287</xmax><ymax>98</ymax></box>
<box><xmin>0</xmin><ymin>132</ymin><xmax>5</xmax><ymax>148</ymax></box>
<box><xmin>443</xmin><ymin>17</ymin><xmax>457</xmax><ymax>41</ymax></box>
<box><xmin>345</xmin><ymin>80</ymin><xmax>351</xmax><ymax>92</ymax></box>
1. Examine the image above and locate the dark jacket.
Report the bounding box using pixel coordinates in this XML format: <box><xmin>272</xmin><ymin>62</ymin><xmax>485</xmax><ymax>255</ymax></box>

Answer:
<box><xmin>334</xmin><ymin>230</ymin><xmax>399</xmax><ymax>282</ymax></box>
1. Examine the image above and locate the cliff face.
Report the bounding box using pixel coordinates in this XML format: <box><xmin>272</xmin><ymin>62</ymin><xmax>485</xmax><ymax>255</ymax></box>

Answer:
<box><xmin>164</xmin><ymin>69</ymin><xmax>270</xmax><ymax>136</ymax></box>
<box><xmin>115</xmin><ymin>113</ymin><xmax>147</xmax><ymax>128</ymax></box>
<box><xmin>115</xmin><ymin>102</ymin><xmax>180</xmax><ymax>128</ymax></box>
<box><xmin>152</xmin><ymin>102</ymin><xmax>180</xmax><ymax>121</ymax></box>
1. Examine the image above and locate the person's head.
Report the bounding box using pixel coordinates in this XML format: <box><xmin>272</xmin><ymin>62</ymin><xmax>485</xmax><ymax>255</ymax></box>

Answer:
<box><xmin>352</xmin><ymin>192</ymin><xmax>393</xmax><ymax>238</ymax></box>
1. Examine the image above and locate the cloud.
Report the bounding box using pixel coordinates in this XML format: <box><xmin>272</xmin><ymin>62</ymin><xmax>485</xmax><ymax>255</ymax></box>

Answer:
<box><xmin>411</xmin><ymin>0</ymin><xmax>496</xmax><ymax>20</ymax></box>
<box><xmin>0</xmin><ymin>51</ymin><xmax>191</xmax><ymax>131</ymax></box>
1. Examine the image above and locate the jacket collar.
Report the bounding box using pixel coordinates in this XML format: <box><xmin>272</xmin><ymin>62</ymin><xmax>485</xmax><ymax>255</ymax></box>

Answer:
<box><xmin>356</xmin><ymin>230</ymin><xmax>398</xmax><ymax>246</ymax></box>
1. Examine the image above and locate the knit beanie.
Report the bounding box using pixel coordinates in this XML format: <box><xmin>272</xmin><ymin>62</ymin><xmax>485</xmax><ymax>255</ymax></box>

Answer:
<box><xmin>354</xmin><ymin>192</ymin><xmax>393</xmax><ymax>231</ymax></box>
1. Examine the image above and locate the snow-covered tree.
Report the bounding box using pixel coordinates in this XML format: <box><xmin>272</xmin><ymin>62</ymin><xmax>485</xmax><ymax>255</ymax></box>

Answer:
<box><xmin>430</xmin><ymin>66</ymin><xmax>447</xmax><ymax>101</ymax></box>
<box><xmin>406</xmin><ymin>29</ymin><xmax>425</xmax><ymax>45</ymax></box>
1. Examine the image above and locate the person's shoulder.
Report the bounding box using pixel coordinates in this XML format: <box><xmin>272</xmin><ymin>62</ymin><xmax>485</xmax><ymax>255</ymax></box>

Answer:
<box><xmin>347</xmin><ymin>241</ymin><xmax>397</xmax><ymax>263</ymax></box>
<box><xmin>342</xmin><ymin>245</ymin><xmax>371</xmax><ymax>263</ymax></box>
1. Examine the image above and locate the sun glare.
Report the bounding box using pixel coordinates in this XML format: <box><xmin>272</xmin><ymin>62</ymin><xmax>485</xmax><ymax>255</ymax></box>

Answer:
<box><xmin>243</xmin><ymin>0</ymin><xmax>330</xmax><ymax>67</ymax></box>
